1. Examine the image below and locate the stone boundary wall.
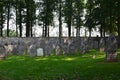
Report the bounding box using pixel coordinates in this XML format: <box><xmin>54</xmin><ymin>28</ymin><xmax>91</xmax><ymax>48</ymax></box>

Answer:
<box><xmin>0</xmin><ymin>37</ymin><xmax>119</xmax><ymax>57</ymax></box>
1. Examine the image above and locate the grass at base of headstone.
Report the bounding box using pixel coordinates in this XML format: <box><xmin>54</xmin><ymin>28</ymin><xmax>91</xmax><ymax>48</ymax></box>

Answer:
<box><xmin>0</xmin><ymin>49</ymin><xmax>120</xmax><ymax>80</ymax></box>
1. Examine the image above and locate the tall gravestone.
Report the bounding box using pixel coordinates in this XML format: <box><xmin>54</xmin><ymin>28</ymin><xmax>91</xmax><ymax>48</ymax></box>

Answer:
<box><xmin>106</xmin><ymin>34</ymin><xmax>118</xmax><ymax>62</ymax></box>
<box><xmin>28</xmin><ymin>44</ymin><xmax>37</xmax><ymax>57</ymax></box>
<box><xmin>80</xmin><ymin>38</ymin><xmax>89</xmax><ymax>54</ymax></box>
<box><xmin>99</xmin><ymin>38</ymin><xmax>105</xmax><ymax>52</ymax></box>
<box><xmin>18</xmin><ymin>39</ymin><xmax>27</xmax><ymax>55</ymax></box>
<box><xmin>55</xmin><ymin>44</ymin><xmax>61</xmax><ymax>56</ymax></box>
<box><xmin>62</xmin><ymin>38</ymin><xmax>69</xmax><ymax>55</ymax></box>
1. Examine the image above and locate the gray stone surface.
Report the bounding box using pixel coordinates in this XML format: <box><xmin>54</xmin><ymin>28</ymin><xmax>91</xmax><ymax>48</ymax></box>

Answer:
<box><xmin>37</xmin><ymin>48</ymin><xmax>44</xmax><ymax>56</ymax></box>
<box><xmin>69</xmin><ymin>38</ymin><xmax>80</xmax><ymax>54</ymax></box>
<box><xmin>28</xmin><ymin>45</ymin><xmax>37</xmax><ymax>57</ymax></box>
<box><xmin>0</xmin><ymin>37</ymin><xmax>119</xmax><ymax>57</ymax></box>
<box><xmin>55</xmin><ymin>45</ymin><xmax>60</xmax><ymax>55</ymax></box>
<box><xmin>80</xmin><ymin>38</ymin><xmax>89</xmax><ymax>54</ymax></box>
<box><xmin>17</xmin><ymin>39</ymin><xmax>26</xmax><ymax>55</ymax></box>
<box><xmin>12</xmin><ymin>45</ymin><xmax>18</xmax><ymax>55</ymax></box>
<box><xmin>99</xmin><ymin>38</ymin><xmax>105</xmax><ymax>52</ymax></box>
<box><xmin>0</xmin><ymin>47</ymin><xmax>6</xmax><ymax>54</ymax></box>
<box><xmin>106</xmin><ymin>34</ymin><xmax>118</xmax><ymax>62</ymax></box>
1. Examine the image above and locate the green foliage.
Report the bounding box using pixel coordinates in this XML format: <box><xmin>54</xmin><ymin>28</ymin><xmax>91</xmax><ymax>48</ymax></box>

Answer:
<box><xmin>0</xmin><ymin>50</ymin><xmax>120</xmax><ymax>80</ymax></box>
<box><xmin>0</xmin><ymin>0</ymin><xmax>120</xmax><ymax>37</ymax></box>
<box><xmin>3</xmin><ymin>29</ymin><xmax>16</xmax><ymax>37</ymax></box>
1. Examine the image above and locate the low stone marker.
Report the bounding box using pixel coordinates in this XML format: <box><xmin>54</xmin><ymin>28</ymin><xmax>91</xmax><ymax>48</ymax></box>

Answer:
<box><xmin>37</xmin><ymin>48</ymin><xmax>44</xmax><ymax>56</ymax></box>
<box><xmin>106</xmin><ymin>34</ymin><xmax>118</xmax><ymax>62</ymax></box>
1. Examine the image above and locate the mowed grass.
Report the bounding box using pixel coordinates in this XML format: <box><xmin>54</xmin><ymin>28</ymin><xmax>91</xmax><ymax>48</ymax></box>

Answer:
<box><xmin>0</xmin><ymin>49</ymin><xmax>120</xmax><ymax>80</ymax></box>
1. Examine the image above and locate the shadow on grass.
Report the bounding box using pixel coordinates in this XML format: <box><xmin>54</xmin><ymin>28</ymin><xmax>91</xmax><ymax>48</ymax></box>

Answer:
<box><xmin>0</xmin><ymin>49</ymin><xmax>120</xmax><ymax>80</ymax></box>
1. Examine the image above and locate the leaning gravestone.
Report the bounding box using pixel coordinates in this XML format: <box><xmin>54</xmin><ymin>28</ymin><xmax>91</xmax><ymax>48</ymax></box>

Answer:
<box><xmin>106</xmin><ymin>34</ymin><xmax>118</xmax><ymax>62</ymax></box>
<box><xmin>37</xmin><ymin>48</ymin><xmax>44</xmax><ymax>56</ymax></box>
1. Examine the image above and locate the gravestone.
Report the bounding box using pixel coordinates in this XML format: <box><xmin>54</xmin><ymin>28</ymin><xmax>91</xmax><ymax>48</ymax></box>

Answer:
<box><xmin>93</xmin><ymin>41</ymin><xmax>99</xmax><ymax>49</ymax></box>
<box><xmin>0</xmin><ymin>46</ymin><xmax>6</xmax><ymax>60</ymax></box>
<box><xmin>12</xmin><ymin>45</ymin><xmax>18</xmax><ymax>55</ymax></box>
<box><xmin>99</xmin><ymin>38</ymin><xmax>105</xmax><ymax>52</ymax></box>
<box><xmin>28</xmin><ymin>45</ymin><xmax>37</xmax><ymax>57</ymax></box>
<box><xmin>69</xmin><ymin>37</ymin><xmax>80</xmax><ymax>54</ymax></box>
<box><xmin>4</xmin><ymin>44</ymin><xmax>13</xmax><ymax>55</ymax></box>
<box><xmin>55</xmin><ymin>45</ymin><xmax>60</xmax><ymax>56</ymax></box>
<box><xmin>37</xmin><ymin>48</ymin><xmax>44</xmax><ymax>56</ymax></box>
<box><xmin>106</xmin><ymin>34</ymin><xmax>118</xmax><ymax>62</ymax></box>
<box><xmin>17</xmin><ymin>39</ymin><xmax>26</xmax><ymax>55</ymax></box>
<box><xmin>62</xmin><ymin>38</ymin><xmax>69</xmax><ymax>55</ymax></box>
<box><xmin>80</xmin><ymin>38</ymin><xmax>89</xmax><ymax>54</ymax></box>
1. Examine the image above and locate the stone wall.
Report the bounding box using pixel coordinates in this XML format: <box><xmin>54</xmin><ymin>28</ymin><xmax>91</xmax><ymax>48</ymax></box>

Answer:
<box><xmin>0</xmin><ymin>37</ymin><xmax>119</xmax><ymax>57</ymax></box>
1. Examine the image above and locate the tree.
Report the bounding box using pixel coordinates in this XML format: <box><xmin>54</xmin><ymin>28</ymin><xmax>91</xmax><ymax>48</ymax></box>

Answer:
<box><xmin>64</xmin><ymin>0</ymin><xmax>73</xmax><ymax>37</ymax></box>
<box><xmin>72</xmin><ymin>0</ymin><xmax>84</xmax><ymax>37</ymax></box>
<box><xmin>25</xmin><ymin>0</ymin><xmax>36</xmax><ymax>37</ymax></box>
<box><xmin>38</xmin><ymin>0</ymin><xmax>56</xmax><ymax>37</ymax></box>
<box><xmin>0</xmin><ymin>1</ymin><xmax>5</xmax><ymax>37</ymax></box>
<box><xmin>85</xmin><ymin>0</ymin><xmax>95</xmax><ymax>37</ymax></box>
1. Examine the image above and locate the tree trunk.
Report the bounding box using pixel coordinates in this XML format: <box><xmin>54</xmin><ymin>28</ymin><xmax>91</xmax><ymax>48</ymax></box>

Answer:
<box><xmin>100</xmin><ymin>26</ymin><xmax>103</xmax><ymax>37</ymax></box>
<box><xmin>25</xmin><ymin>0</ymin><xmax>31</xmax><ymax>37</ymax></box>
<box><xmin>47</xmin><ymin>26</ymin><xmax>49</xmax><ymax>38</ymax></box>
<box><xmin>117</xmin><ymin>1</ymin><xmax>120</xmax><ymax>36</ymax></box>
<box><xmin>44</xmin><ymin>22</ymin><xmax>47</xmax><ymax>37</ymax></box>
<box><xmin>59</xmin><ymin>0</ymin><xmax>62</xmax><ymax>43</ymax></box>
<box><xmin>0</xmin><ymin>12</ymin><xmax>3</xmax><ymax>37</ymax></box>
<box><xmin>117</xmin><ymin>15</ymin><xmax>120</xmax><ymax>36</ymax></box>
<box><xmin>30</xmin><ymin>21</ymin><xmax>33</xmax><ymax>37</ymax></box>
<box><xmin>109</xmin><ymin>10</ymin><xmax>112</xmax><ymax>34</ymax></box>
<box><xmin>68</xmin><ymin>0</ymin><xmax>72</xmax><ymax>38</ymax></box>
<box><xmin>42</xmin><ymin>21</ymin><xmax>45</xmax><ymax>37</ymax></box>
<box><xmin>26</xmin><ymin>10</ymin><xmax>30</xmax><ymax>37</ymax></box>
<box><xmin>89</xmin><ymin>28</ymin><xmax>91</xmax><ymax>37</ymax></box>
<box><xmin>16</xmin><ymin>6</ymin><xmax>18</xmax><ymax>37</ymax></box>
<box><xmin>19</xmin><ymin>3</ymin><xmax>22</xmax><ymax>37</ymax></box>
<box><xmin>76</xmin><ymin>27</ymin><xmax>80</xmax><ymax>37</ymax></box>
<box><xmin>68</xmin><ymin>21</ymin><xmax>71</xmax><ymax>37</ymax></box>
<box><xmin>7</xmin><ymin>4</ymin><xmax>10</xmax><ymax>37</ymax></box>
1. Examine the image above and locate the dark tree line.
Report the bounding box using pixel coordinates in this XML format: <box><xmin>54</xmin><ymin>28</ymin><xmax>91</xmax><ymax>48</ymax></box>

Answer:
<box><xmin>0</xmin><ymin>0</ymin><xmax>119</xmax><ymax>37</ymax></box>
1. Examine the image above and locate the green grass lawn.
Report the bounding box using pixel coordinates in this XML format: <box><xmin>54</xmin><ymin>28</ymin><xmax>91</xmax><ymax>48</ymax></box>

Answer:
<box><xmin>0</xmin><ymin>49</ymin><xmax>120</xmax><ymax>80</ymax></box>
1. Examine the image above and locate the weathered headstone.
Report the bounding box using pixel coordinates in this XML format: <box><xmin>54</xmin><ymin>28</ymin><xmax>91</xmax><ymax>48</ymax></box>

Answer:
<box><xmin>37</xmin><ymin>48</ymin><xmax>44</xmax><ymax>56</ymax></box>
<box><xmin>28</xmin><ymin>45</ymin><xmax>37</xmax><ymax>57</ymax></box>
<box><xmin>4</xmin><ymin>44</ymin><xmax>13</xmax><ymax>55</ymax></box>
<box><xmin>93</xmin><ymin>41</ymin><xmax>99</xmax><ymax>49</ymax></box>
<box><xmin>99</xmin><ymin>38</ymin><xmax>105</xmax><ymax>52</ymax></box>
<box><xmin>62</xmin><ymin>38</ymin><xmax>69</xmax><ymax>55</ymax></box>
<box><xmin>106</xmin><ymin>34</ymin><xmax>118</xmax><ymax>62</ymax></box>
<box><xmin>55</xmin><ymin>45</ymin><xmax>60</xmax><ymax>55</ymax></box>
<box><xmin>17</xmin><ymin>39</ymin><xmax>26</xmax><ymax>55</ymax></box>
<box><xmin>80</xmin><ymin>38</ymin><xmax>89</xmax><ymax>54</ymax></box>
<box><xmin>0</xmin><ymin>47</ymin><xmax>6</xmax><ymax>60</ymax></box>
<box><xmin>12</xmin><ymin>45</ymin><xmax>18</xmax><ymax>55</ymax></box>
